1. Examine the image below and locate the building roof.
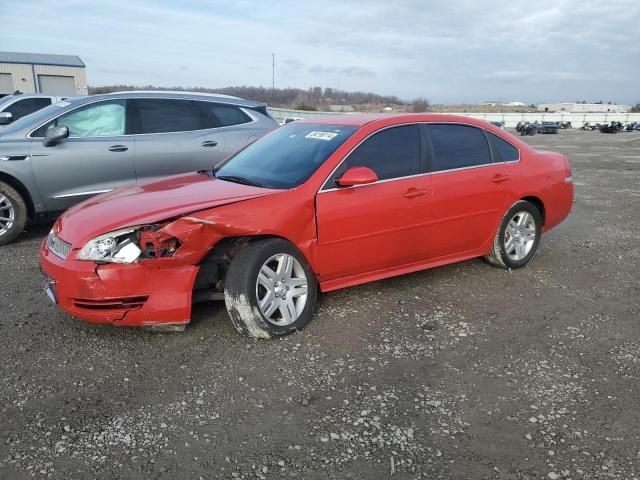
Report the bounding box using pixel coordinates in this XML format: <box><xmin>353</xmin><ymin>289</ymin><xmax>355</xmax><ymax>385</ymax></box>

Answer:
<box><xmin>0</xmin><ymin>51</ymin><xmax>85</xmax><ymax>68</ymax></box>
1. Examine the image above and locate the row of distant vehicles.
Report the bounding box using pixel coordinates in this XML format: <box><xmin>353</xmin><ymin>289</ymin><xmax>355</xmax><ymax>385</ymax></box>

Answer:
<box><xmin>514</xmin><ymin>120</ymin><xmax>565</xmax><ymax>135</ymax></box>
<box><xmin>580</xmin><ymin>121</ymin><xmax>639</xmax><ymax>133</ymax></box>
<box><xmin>513</xmin><ymin>119</ymin><xmax>639</xmax><ymax>136</ymax></box>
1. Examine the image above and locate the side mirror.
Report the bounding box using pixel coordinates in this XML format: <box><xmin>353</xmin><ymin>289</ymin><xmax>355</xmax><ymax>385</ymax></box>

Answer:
<box><xmin>43</xmin><ymin>126</ymin><xmax>69</xmax><ymax>147</ymax></box>
<box><xmin>336</xmin><ymin>166</ymin><xmax>378</xmax><ymax>187</ymax></box>
<box><xmin>0</xmin><ymin>112</ymin><xmax>12</xmax><ymax>125</ymax></box>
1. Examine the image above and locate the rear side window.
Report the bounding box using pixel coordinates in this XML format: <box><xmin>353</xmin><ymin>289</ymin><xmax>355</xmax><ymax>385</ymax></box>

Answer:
<box><xmin>194</xmin><ymin>102</ymin><xmax>252</xmax><ymax>128</ymax></box>
<box><xmin>428</xmin><ymin>124</ymin><xmax>492</xmax><ymax>171</ymax></box>
<box><xmin>488</xmin><ymin>132</ymin><xmax>519</xmax><ymax>162</ymax></box>
<box><xmin>333</xmin><ymin>125</ymin><xmax>421</xmax><ymax>185</ymax></box>
<box><xmin>130</xmin><ymin>99</ymin><xmax>202</xmax><ymax>134</ymax></box>
<box><xmin>5</xmin><ymin>97</ymin><xmax>52</xmax><ymax>120</ymax></box>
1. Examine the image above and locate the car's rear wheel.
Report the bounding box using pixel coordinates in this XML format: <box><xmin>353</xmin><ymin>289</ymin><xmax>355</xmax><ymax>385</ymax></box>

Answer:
<box><xmin>224</xmin><ymin>238</ymin><xmax>317</xmax><ymax>338</ymax></box>
<box><xmin>485</xmin><ymin>200</ymin><xmax>542</xmax><ymax>269</ymax></box>
<box><xmin>0</xmin><ymin>181</ymin><xmax>27</xmax><ymax>246</ymax></box>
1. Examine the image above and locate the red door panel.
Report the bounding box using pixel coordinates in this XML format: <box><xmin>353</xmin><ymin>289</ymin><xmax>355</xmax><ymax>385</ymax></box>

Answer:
<box><xmin>316</xmin><ymin>175</ymin><xmax>432</xmax><ymax>281</ymax></box>
<box><xmin>427</xmin><ymin>164</ymin><xmax>511</xmax><ymax>259</ymax></box>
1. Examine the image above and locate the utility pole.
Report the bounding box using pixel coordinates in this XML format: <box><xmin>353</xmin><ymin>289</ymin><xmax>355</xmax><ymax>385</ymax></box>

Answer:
<box><xmin>272</xmin><ymin>53</ymin><xmax>275</xmax><ymax>90</ymax></box>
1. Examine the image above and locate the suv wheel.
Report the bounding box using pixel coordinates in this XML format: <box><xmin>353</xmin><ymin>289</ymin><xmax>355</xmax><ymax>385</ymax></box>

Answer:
<box><xmin>0</xmin><ymin>181</ymin><xmax>27</xmax><ymax>246</ymax></box>
<box><xmin>224</xmin><ymin>238</ymin><xmax>318</xmax><ymax>339</ymax></box>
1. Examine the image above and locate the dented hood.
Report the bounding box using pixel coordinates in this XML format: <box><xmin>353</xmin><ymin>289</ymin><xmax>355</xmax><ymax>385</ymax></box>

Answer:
<box><xmin>56</xmin><ymin>173</ymin><xmax>279</xmax><ymax>246</ymax></box>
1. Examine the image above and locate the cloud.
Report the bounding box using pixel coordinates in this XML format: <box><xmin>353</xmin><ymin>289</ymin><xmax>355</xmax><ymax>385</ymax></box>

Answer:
<box><xmin>0</xmin><ymin>0</ymin><xmax>638</xmax><ymax>103</ymax></box>
<box><xmin>341</xmin><ymin>66</ymin><xmax>375</xmax><ymax>78</ymax></box>
<box><xmin>309</xmin><ymin>65</ymin><xmax>376</xmax><ymax>77</ymax></box>
<box><xmin>282</xmin><ymin>58</ymin><xmax>303</xmax><ymax>69</ymax></box>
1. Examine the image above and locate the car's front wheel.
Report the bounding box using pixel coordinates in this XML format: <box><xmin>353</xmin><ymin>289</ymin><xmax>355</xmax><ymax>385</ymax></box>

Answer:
<box><xmin>485</xmin><ymin>200</ymin><xmax>542</xmax><ymax>269</ymax></box>
<box><xmin>0</xmin><ymin>181</ymin><xmax>27</xmax><ymax>246</ymax></box>
<box><xmin>224</xmin><ymin>238</ymin><xmax>318</xmax><ymax>338</ymax></box>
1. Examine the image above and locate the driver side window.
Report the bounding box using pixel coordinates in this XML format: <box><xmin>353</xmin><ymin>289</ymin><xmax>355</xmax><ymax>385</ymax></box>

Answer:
<box><xmin>325</xmin><ymin>124</ymin><xmax>421</xmax><ymax>189</ymax></box>
<box><xmin>36</xmin><ymin>100</ymin><xmax>126</xmax><ymax>138</ymax></box>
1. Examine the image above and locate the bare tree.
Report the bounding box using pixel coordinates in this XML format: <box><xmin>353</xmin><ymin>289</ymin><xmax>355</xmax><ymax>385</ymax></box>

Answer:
<box><xmin>411</xmin><ymin>98</ymin><xmax>430</xmax><ymax>113</ymax></box>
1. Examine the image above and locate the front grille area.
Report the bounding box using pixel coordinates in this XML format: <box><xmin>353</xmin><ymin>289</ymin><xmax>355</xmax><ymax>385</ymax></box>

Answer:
<box><xmin>73</xmin><ymin>296</ymin><xmax>148</xmax><ymax>311</ymax></box>
<box><xmin>48</xmin><ymin>233</ymin><xmax>72</xmax><ymax>260</ymax></box>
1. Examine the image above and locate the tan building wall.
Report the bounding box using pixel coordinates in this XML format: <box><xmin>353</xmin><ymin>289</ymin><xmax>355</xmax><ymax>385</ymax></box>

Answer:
<box><xmin>0</xmin><ymin>63</ymin><xmax>35</xmax><ymax>93</ymax></box>
<box><xmin>0</xmin><ymin>63</ymin><xmax>87</xmax><ymax>95</ymax></box>
<box><xmin>537</xmin><ymin>103</ymin><xmax>630</xmax><ymax>113</ymax></box>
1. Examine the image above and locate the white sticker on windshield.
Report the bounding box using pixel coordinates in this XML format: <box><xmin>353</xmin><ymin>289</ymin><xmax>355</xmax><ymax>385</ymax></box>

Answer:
<box><xmin>305</xmin><ymin>131</ymin><xmax>338</xmax><ymax>141</ymax></box>
<box><xmin>55</xmin><ymin>101</ymin><xmax>70</xmax><ymax>107</ymax></box>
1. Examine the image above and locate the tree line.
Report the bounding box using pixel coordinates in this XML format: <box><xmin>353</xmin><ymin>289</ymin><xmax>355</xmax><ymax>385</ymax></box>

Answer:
<box><xmin>88</xmin><ymin>85</ymin><xmax>429</xmax><ymax>110</ymax></box>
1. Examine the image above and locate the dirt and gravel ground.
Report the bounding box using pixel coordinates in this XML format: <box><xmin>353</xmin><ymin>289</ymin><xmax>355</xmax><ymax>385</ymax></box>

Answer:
<box><xmin>0</xmin><ymin>129</ymin><xmax>638</xmax><ymax>479</ymax></box>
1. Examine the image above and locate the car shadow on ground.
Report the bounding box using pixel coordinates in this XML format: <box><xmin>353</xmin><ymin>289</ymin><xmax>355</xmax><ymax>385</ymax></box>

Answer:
<box><xmin>11</xmin><ymin>222</ymin><xmax>54</xmax><ymax>245</ymax></box>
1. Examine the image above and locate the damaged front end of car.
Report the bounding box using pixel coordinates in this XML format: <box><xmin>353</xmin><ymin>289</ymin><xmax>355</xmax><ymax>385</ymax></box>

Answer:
<box><xmin>41</xmin><ymin>210</ymin><xmax>273</xmax><ymax>330</ymax></box>
<box><xmin>41</xmin><ymin>217</ymin><xmax>221</xmax><ymax>328</ymax></box>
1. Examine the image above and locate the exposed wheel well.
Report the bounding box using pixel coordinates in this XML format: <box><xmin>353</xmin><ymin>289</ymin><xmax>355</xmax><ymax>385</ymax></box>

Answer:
<box><xmin>193</xmin><ymin>235</ymin><xmax>292</xmax><ymax>294</ymax></box>
<box><xmin>0</xmin><ymin>172</ymin><xmax>35</xmax><ymax>222</ymax></box>
<box><xmin>521</xmin><ymin>196</ymin><xmax>545</xmax><ymax>225</ymax></box>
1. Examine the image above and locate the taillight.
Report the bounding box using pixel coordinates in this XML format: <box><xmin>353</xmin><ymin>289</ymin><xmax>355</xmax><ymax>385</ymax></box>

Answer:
<box><xmin>564</xmin><ymin>156</ymin><xmax>573</xmax><ymax>183</ymax></box>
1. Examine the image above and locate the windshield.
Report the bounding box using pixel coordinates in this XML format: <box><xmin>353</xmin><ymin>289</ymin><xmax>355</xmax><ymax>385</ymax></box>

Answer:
<box><xmin>0</xmin><ymin>97</ymin><xmax>85</xmax><ymax>135</ymax></box>
<box><xmin>214</xmin><ymin>123</ymin><xmax>358</xmax><ymax>189</ymax></box>
<box><xmin>0</xmin><ymin>95</ymin><xmax>17</xmax><ymax>109</ymax></box>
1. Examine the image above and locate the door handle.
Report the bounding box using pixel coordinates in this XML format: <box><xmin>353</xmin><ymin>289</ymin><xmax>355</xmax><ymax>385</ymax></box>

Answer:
<box><xmin>108</xmin><ymin>145</ymin><xmax>128</xmax><ymax>152</ymax></box>
<box><xmin>403</xmin><ymin>188</ymin><xmax>427</xmax><ymax>198</ymax></box>
<box><xmin>492</xmin><ymin>174</ymin><xmax>511</xmax><ymax>183</ymax></box>
<box><xmin>201</xmin><ymin>140</ymin><xmax>218</xmax><ymax>147</ymax></box>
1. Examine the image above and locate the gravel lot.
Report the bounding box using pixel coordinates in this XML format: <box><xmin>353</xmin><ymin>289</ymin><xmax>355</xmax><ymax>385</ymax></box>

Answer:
<box><xmin>1</xmin><ymin>130</ymin><xmax>639</xmax><ymax>479</ymax></box>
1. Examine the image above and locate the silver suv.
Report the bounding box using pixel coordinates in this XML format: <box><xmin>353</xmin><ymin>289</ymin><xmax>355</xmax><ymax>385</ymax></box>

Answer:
<box><xmin>0</xmin><ymin>91</ymin><xmax>277</xmax><ymax>245</ymax></box>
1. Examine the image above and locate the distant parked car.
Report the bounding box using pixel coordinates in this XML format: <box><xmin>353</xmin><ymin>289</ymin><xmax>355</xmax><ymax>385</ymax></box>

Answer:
<box><xmin>599</xmin><ymin>121</ymin><xmax>623</xmax><ymax>134</ymax></box>
<box><xmin>0</xmin><ymin>91</ymin><xmax>278</xmax><ymax>245</ymax></box>
<box><xmin>518</xmin><ymin>122</ymin><xmax>537</xmax><ymax>136</ymax></box>
<box><xmin>538</xmin><ymin>121</ymin><xmax>559</xmax><ymax>134</ymax></box>
<box><xmin>489</xmin><ymin>120</ymin><xmax>505</xmax><ymax>129</ymax></box>
<box><xmin>0</xmin><ymin>94</ymin><xmax>67</xmax><ymax>128</ymax></box>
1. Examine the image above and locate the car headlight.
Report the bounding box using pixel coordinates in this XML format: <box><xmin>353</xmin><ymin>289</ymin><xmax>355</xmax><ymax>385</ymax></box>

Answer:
<box><xmin>76</xmin><ymin>226</ymin><xmax>143</xmax><ymax>264</ymax></box>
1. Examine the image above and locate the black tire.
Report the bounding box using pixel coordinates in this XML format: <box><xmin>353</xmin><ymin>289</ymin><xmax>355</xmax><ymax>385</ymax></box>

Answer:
<box><xmin>0</xmin><ymin>181</ymin><xmax>27</xmax><ymax>246</ymax></box>
<box><xmin>485</xmin><ymin>200</ymin><xmax>542</xmax><ymax>269</ymax></box>
<box><xmin>224</xmin><ymin>238</ymin><xmax>318</xmax><ymax>339</ymax></box>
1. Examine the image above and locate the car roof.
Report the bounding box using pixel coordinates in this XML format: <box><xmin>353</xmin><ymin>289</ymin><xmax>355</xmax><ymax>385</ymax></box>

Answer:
<box><xmin>296</xmin><ymin>113</ymin><xmax>501</xmax><ymax>127</ymax></box>
<box><xmin>1</xmin><ymin>93</ymin><xmax>63</xmax><ymax>101</ymax></box>
<box><xmin>92</xmin><ymin>90</ymin><xmax>265</xmax><ymax>108</ymax></box>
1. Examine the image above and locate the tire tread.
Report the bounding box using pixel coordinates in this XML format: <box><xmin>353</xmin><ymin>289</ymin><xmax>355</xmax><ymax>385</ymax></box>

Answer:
<box><xmin>0</xmin><ymin>181</ymin><xmax>27</xmax><ymax>246</ymax></box>
<box><xmin>484</xmin><ymin>200</ymin><xmax>541</xmax><ymax>270</ymax></box>
<box><xmin>224</xmin><ymin>238</ymin><xmax>317</xmax><ymax>339</ymax></box>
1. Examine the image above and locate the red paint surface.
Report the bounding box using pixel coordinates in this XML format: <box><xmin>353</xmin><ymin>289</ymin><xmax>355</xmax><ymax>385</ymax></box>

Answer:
<box><xmin>40</xmin><ymin>114</ymin><xmax>574</xmax><ymax>327</ymax></box>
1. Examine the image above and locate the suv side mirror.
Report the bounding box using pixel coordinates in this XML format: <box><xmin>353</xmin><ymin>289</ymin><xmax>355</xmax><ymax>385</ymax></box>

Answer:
<box><xmin>336</xmin><ymin>166</ymin><xmax>378</xmax><ymax>187</ymax></box>
<box><xmin>43</xmin><ymin>126</ymin><xmax>69</xmax><ymax>147</ymax></box>
<box><xmin>0</xmin><ymin>112</ymin><xmax>12</xmax><ymax>125</ymax></box>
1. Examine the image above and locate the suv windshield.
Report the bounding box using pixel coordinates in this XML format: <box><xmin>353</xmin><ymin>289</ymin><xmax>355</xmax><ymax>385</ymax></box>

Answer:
<box><xmin>214</xmin><ymin>123</ymin><xmax>358</xmax><ymax>189</ymax></box>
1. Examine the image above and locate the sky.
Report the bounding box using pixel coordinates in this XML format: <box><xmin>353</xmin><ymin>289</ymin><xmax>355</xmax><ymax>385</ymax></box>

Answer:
<box><xmin>1</xmin><ymin>0</ymin><xmax>639</xmax><ymax>105</ymax></box>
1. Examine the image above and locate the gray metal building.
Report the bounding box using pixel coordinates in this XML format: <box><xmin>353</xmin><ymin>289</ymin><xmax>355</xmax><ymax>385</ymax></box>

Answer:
<box><xmin>0</xmin><ymin>51</ymin><xmax>87</xmax><ymax>97</ymax></box>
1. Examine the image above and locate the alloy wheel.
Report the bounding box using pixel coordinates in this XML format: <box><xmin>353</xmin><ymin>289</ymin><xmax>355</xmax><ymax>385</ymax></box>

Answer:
<box><xmin>504</xmin><ymin>211</ymin><xmax>536</xmax><ymax>261</ymax></box>
<box><xmin>0</xmin><ymin>194</ymin><xmax>15</xmax><ymax>238</ymax></box>
<box><xmin>256</xmin><ymin>253</ymin><xmax>309</xmax><ymax>326</ymax></box>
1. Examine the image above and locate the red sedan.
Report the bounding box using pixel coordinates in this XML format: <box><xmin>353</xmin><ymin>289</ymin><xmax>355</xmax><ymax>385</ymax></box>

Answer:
<box><xmin>40</xmin><ymin>114</ymin><xmax>573</xmax><ymax>338</ymax></box>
